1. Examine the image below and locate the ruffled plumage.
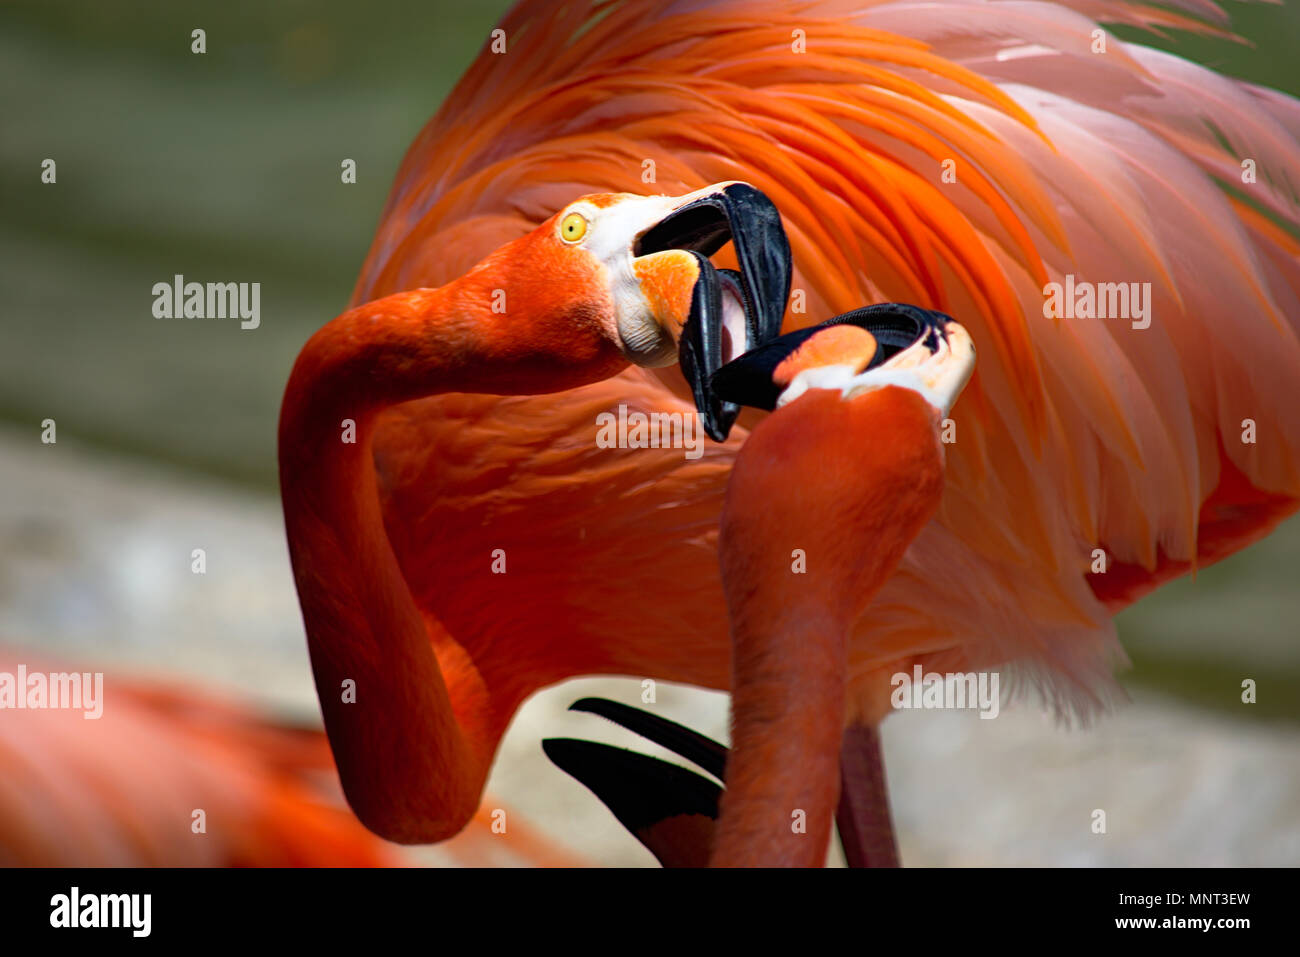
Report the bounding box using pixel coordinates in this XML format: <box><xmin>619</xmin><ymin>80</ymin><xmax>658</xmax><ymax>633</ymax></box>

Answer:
<box><xmin>353</xmin><ymin>0</ymin><xmax>1300</xmax><ymax>723</ymax></box>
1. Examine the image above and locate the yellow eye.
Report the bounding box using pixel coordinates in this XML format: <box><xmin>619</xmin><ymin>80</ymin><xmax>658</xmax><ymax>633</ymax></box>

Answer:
<box><xmin>559</xmin><ymin>211</ymin><xmax>589</xmax><ymax>243</ymax></box>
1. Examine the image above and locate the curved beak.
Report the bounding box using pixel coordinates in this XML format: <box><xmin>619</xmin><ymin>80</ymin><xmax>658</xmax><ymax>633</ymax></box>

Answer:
<box><xmin>710</xmin><ymin>302</ymin><xmax>973</xmax><ymax>416</ymax></box>
<box><xmin>631</xmin><ymin>183</ymin><xmax>792</xmax><ymax>441</ymax></box>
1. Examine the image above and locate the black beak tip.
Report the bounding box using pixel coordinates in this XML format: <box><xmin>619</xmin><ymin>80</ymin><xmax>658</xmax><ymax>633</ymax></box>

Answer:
<box><xmin>702</xmin><ymin>402</ymin><xmax>738</xmax><ymax>443</ymax></box>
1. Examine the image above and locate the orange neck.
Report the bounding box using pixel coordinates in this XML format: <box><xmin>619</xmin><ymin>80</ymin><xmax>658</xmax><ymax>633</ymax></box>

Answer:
<box><xmin>711</xmin><ymin>386</ymin><xmax>944</xmax><ymax>866</ymax></box>
<box><xmin>278</xmin><ymin>266</ymin><xmax>627</xmax><ymax>843</ymax></box>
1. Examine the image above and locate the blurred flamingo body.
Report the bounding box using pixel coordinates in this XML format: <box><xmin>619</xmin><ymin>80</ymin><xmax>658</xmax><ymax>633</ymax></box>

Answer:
<box><xmin>0</xmin><ymin>655</ymin><xmax>580</xmax><ymax>866</ymax></box>
<box><xmin>0</xmin><ymin>658</ymin><xmax>396</xmax><ymax>866</ymax></box>
<box><xmin>286</xmin><ymin>0</ymin><xmax>1300</xmax><ymax>852</ymax></box>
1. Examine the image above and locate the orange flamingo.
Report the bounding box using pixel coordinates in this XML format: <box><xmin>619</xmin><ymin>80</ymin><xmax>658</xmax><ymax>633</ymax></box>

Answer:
<box><xmin>548</xmin><ymin>305</ymin><xmax>975</xmax><ymax>865</ymax></box>
<box><xmin>0</xmin><ymin>653</ymin><xmax>580</xmax><ymax>866</ymax></box>
<box><xmin>0</xmin><ymin>654</ymin><xmax>397</xmax><ymax>866</ymax></box>
<box><xmin>280</xmin><ymin>182</ymin><xmax>789</xmax><ymax>841</ymax></box>
<box><xmin>281</xmin><ymin>0</ymin><xmax>1300</xmax><ymax>861</ymax></box>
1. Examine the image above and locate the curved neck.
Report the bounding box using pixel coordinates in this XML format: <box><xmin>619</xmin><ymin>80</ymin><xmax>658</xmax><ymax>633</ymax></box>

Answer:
<box><xmin>711</xmin><ymin>603</ymin><xmax>849</xmax><ymax>866</ymax></box>
<box><xmin>278</xmin><ymin>275</ymin><xmax>624</xmax><ymax>843</ymax></box>
<box><xmin>710</xmin><ymin>387</ymin><xmax>943</xmax><ymax>866</ymax></box>
<box><xmin>278</xmin><ymin>288</ymin><xmax>491</xmax><ymax>843</ymax></box>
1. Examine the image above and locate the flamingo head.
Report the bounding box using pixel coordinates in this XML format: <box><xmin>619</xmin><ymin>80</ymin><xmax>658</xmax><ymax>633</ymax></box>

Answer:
<box><xmin>502</xmin><ymin>182</ymin><xmax>791</xmax><ymax>439</ymax></box>
<box><xmin>710</xmin><ymin>302</ymin><xmax>976</xmax><ymax>422</ymax></box>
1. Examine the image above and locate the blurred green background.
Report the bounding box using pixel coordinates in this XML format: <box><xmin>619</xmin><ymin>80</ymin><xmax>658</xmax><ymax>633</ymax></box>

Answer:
<box><xmin>1</xmin><ymin>1</ymin><xmax>1297</xmax><ymax>720</ymax></box>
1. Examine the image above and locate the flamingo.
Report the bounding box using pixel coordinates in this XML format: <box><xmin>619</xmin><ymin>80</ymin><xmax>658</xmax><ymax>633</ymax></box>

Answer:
<box><xmin>0</xmin><ymin>653</ymin><xmax>580</xmax><ymax>866</ymax></box>
<box><xmin>280</xmin><ymin>182</ymin><xmax>790</xmax><ymax>841</ymax></box>
<box><xmin>710</xmin><ymin>305</ymin><xmax>976</xmax><ymax>866</ymax></box>
<box><xmin>0</xmin><ymin>653</ymin><xmax>398</xmax><ymax>866</ymax></box>
<box><xmin>547</xmin><ymin>305</ymin><xmax>977</xmax><ymax>866</ymax></box>
<box><xmin>281</xmin><ymin>0</ymin><xmax>1300</xmax><ymax>862</ymax></box>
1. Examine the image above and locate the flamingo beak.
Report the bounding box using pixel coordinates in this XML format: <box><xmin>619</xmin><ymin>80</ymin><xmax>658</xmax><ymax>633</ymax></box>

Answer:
<box><xmin>711</xmin><ymin>302</ymin><xmax>969</xmax><ymax>414</ymax></box>
<box><xmin>632</xmin><ymin>183</ymin><xmax>792</xmax><ymax>441</ymax></box>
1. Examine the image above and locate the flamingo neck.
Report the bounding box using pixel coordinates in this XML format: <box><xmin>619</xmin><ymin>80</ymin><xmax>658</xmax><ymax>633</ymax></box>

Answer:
<box><xmin>277</xmin><ymin>275</ymin><xmax>625</xmax><ymax>844</ymax></box>
<box><xmin>711</xmin><ymin>602</ymin><xmax>850</xmax><ymax>866</ymax></box>
<box><xmin>711</xmin><ymin>386</ymin><xmax>944</xmax><ymax>866</ymax></box>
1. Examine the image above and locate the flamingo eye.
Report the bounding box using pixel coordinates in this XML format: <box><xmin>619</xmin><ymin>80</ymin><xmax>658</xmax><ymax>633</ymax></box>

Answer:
<box><xmin>560</xmin><ymin>212</ymin><xmax>589</xmax><ymax>243</ymax></box>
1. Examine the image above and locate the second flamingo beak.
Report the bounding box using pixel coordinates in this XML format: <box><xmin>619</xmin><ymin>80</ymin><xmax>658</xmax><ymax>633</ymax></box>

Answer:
<box><xmin>710</xmin><ymin>302</ymin><xmax>972</xmax><ymax>417</ymax></box>
<box><xmin>631</xmin><ymin>183</ymin><xmax>792</xmax><ymax>441</ymax></box>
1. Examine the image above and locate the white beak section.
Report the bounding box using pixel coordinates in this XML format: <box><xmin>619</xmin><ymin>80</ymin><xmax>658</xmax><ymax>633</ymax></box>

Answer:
<box><xmin>776</xmin><ymin>320</ymin><xmax>976</xmax><ymax>417</ymax></box>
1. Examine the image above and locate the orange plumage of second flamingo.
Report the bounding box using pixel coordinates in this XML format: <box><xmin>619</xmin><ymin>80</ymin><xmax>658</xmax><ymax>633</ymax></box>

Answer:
<box><xmin>279</xmin><ymin>0</ymin><xmax>1300</xmax><ymax>860</ymax></box>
